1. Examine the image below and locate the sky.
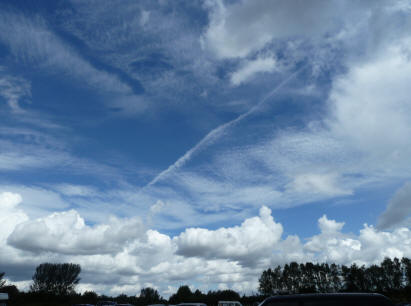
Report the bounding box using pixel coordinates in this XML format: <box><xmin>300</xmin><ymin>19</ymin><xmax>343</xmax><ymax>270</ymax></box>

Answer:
<box><xmin>1</xmin><ymin>0</ymin><xmax>411</xmax><ymax>298</ymax></box>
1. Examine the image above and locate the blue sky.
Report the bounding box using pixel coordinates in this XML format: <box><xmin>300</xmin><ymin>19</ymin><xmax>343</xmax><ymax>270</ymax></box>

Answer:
<box><xmin>1</xmin><ymin>0</ymin><xmax>411</xmax><ymax>297</ymax></box>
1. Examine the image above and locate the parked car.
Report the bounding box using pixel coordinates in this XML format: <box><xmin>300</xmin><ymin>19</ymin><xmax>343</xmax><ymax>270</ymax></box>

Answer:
<box><xmin>0</xmin><ymin>293</ymin><xmax>8</xmax><ymax>306</ymax></box>
<box><xmin>177</xmin><ymin>303</ymin><xmax>207</xmax><ymax>306</ymax></box>
<box><xmin>258</xmin><ymin>293</ymin><xmax>394</xmax><ymax>306</ymax></box>
<box><xmin>218</xmin><ymin>301</ymin><xmax>242</xmax><ymax>306</ymax></box>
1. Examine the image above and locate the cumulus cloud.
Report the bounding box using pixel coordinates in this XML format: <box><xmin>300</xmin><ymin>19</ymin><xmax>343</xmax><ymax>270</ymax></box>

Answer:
<box><xmin>378</xmin><ymin>182</ymin><xmax>411</xmax><ymax>229</ymax></box>
<box><xmin>175</xmin><ymin>206</ymin><xmax>283</xmax><ymax>266</ymax></box>
<box><xmin>0</xmin><ymin>192</ymin><xmax>28</xmax><ymax>242</ymax></box>
<box><xmin>303</xmin><ymin>215</ymin><xmax>411</xmax><ymax>265</ymax></box>
<box><xmin>8</xmin><ymin>210</ymin><xmax>145</xmax><ymax>255</ymax></box>
<box><xmin>318</xmin><ymin>214</ymin><xmax>345</xmax><ymax>233</ymax></box>
<box><xmin>304</xmin><ymin>215</ymin><xmax>360</xmax><ymax>262</ymax></box>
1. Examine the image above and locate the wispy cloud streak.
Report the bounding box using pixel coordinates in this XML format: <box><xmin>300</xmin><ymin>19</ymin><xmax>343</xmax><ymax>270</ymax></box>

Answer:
<box><xmin>146</xmin><ymin>66</ymin><xmax>306</xmax><ymax>187</ymax></box>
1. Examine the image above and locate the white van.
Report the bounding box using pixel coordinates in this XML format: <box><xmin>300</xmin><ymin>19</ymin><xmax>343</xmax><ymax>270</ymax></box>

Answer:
<box><xmin>218</xmin><ymin>301</ymin><xmax>242</xmax><ymax>306</ymax></box>
<box><xmin>0</xmin><ymin>293</ymin><xmax>8</xmax><ymax>306</ymax></box>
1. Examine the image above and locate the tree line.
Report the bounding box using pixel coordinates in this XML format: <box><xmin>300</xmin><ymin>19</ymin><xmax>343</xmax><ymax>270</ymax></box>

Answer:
<box><xmin>259</xmin><ymin>257</ymin><xmax>411</xmax><ymax>296</ymax></box>
<box><xmin>2</xmin><ymin>259</ymin><xmax>411</xmax><ymax>305</ymax></box>
<box><xmin>0</xmin><ymin>264</ymin><xmax>261</xmax><ymax>306</ymax></box>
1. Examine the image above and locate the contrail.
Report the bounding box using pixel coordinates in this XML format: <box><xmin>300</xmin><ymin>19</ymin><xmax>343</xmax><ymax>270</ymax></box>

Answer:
<box><xmin>146</xmin><ymin>66</ymin><xmax>306</xmax><ymax>187</ymax></box>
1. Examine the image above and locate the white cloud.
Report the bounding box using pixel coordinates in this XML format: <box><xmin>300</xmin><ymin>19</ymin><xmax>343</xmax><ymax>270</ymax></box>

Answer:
<box><xmin>0</xmin><ymin>70</ymin><xmax>31</xmax><ymax>112</ymax></box>
<box><xmin>230</xmin><ymin>56</ymin><xmax>277</xmax><ymax>86</ymax></box>
<box><xmin>0</xmin><ymin>142</ymin><xmax>69</xmax><ymax>171</ymax></box>
<box><xmin>166</xmin><ymin>171</ymin><xmax>282</xmax><ymax>211</ymax></box>
<box><xmin>0</xmin><ymin>185</ymin><xmax>71</xmax><ymax>218</ymax></box>
<box><xmin>202</xmin><ymin>0</ymin><xmax>346</xmax><ymax>59</ymax></box>
<box><xmin>328</xmin><ymin>42</ymin><xmax>411</xmax><ymax>162</ymax></box>
<box><xmin>0</xmin><ymin>192</ymin><xmax>28</xmax><ymax>242</ymax></box>
<box><xmin>286</xmin><ymin>173</ymin><xmax>352</xmax><ymax>196</ymax></box>
<box><xmin>8</xmin><ymin>210</ymin><xmax>145</xmax><ymax>255</ymax></box>
<box><xmin>318</xmin><ymin>214</ymin><xmax>345</xmax><ymax>234</ymax></box>
<box><xmin>150</xmin><ymin>200</ymin><xmax>166</xmax><ymax>214</ymax></box>
<box><xmin>53</xmin><ymin>184</ymin><xmax>98</xmax><ymax>197</ymax></box>
<box><xmin>175</xmin><ymin>206</ymin><xmax>283</xmax><ymax>266</ymax></box>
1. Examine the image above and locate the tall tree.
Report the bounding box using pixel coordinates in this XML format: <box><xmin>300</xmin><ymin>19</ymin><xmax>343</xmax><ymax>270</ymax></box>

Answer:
<box><xmin>83</xmin><ymin>291</ymin><xmax>98</xmax><ymax>304</ymax></box>
<box><xmin>329</xmin><ymin>263</ymin><xmax>342</xmax><ymax>292</ymax></box>
<box><xmin>365</xmin><ymin>264</ymin><xmax>384</xmax><ymax>292</ymax></box>
<box><xmin>0</xmin><ymin>272</ymin><xmax>5</xmax><ymax>289</ymax></box>
<box><xmin>381</xmin><ymin>257</ymin><xmax>402</xmax><ymax>291</ymax></box>
<box><xmin>342</xmin><ymin>263</ymin><xmax>367</xmax><ymax>292</ymax></box>
<box><xmin>259</xmin><ymin>266</ymin><xmax>282</xmax><ymax>295</ymax></box>
<box><xmin>30</xmin><ymin>263</ymin><xmax>81</xmax><ymax>296</ymax></box>
<box><xmin>140</xmin><ymin>287</ymin><xmax>162</xmax><ymax>304</ymax></box>
<box><xmin>259</xmin><ymin>268</ymin><xmax>274</xmax><ymax>295</ymax></box>
<box><xmin>402</xmin><ymin>257</ymin><xmax>411</xmax><ymax>286</ymax></box>
<box><xmin>169</xmin><ymin>285</ymin><xmax>193</xmax><ymax>304</ymax></box>
<box><xmin>288</xmin><ymin>262</ymin><xmax>302</xmax><ymax>293</ymax></box>
<box><xmin>300</xmin><ymin>262</ymin><xmax>317</xmax><ymax>293</ymax></box>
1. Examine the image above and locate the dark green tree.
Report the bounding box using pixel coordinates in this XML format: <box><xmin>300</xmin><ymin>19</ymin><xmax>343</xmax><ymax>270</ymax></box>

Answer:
<box><xmin>140</xmin><ymin>287</ymin><xmax>162</xmax><ymax>304</ymax></box>
<box><xmin>402</xmin><ymin>257</ymin><xmax>411</xmax><ymax>286</ymax></box>
<box><xmin>258</xmin><ymin>266</ymin><xmax>282</xmax><ymax>295</ymax></box>
<box><xmin>83</xmin><ymin>290</ymin><xmax>98</xmax><ymax>304</ymax></box>
<box><xmin>343</xmin><ymin>263</ymin><xmax>371</xmax><ymax>292</ymax></box>
<box><xmin>380</xmin><ymin>257</ymin><xmax>402</xmax><ymax>291</ymax></box>
<box><xmin>258</xmin><ymin>268</ymin><xmax>274</xmax><ymax>295</ymax></box>
<box><xmin>289</xmin><ymin>262</ymin><xmax>302</xmax><ymax>293</ymax></box>
<box><xmin>30</xmin><ymin>263</ymin><xmax>81</xmax><ymax>296</ymax></box>
<box><xmin>300</xmin><ymin>262</ymin><xmax>317</xmax><ymax>293</ymax></box>
<box><xmin>217</xmin><ymin>289</ymin><xmax>240</xmax><ymax>300</ymax></box>
<box><xmin>329</xmin><ymin>263</ymin><xmax>342</xmax><ymax>292</ymax></box>
<box><xmin>365</xmin><ymin>264</ymin><xmax>384</xmax><ymax>292</ymax></box>
<box><xmin>0</xmin><ymin>272</ymin><xmax>5</xmax><ymax>289</ymax></box>
<box><xmin>193</xmin><ymin>289</ymin><xmax>205</xmax><ymax>301</ymax></box>
<box><xmin>169</xmin><ymin>285</ymin><xmax>193</xmax><ymax>304</ymax></box>
<box><xmin>117</xmin><ymin>293</ymin><xmax>131</xmax><ymax>304</ymax></box>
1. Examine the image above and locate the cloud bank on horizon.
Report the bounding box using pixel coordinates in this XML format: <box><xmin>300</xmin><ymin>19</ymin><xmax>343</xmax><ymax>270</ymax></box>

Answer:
<box><xmin>2</xmin><ymin>192</ymin><xmax>411</xmax><ymax>296</ymax></box>
<box><xmin>1</xmin><ymin>0</ymin><xmax>411</xmax><ymax>297</ymax></box>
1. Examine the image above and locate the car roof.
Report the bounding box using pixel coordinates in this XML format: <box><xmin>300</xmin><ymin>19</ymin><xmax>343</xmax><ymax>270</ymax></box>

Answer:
<box><xmin>263</xmin><ymin>293</ymin><xmax>391</xmax><ymax>302</ymax></box>
<box><xmin>0</xmin><ymin>293</ymin><xmax>8</xmax><ymax>300</ymax></box>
